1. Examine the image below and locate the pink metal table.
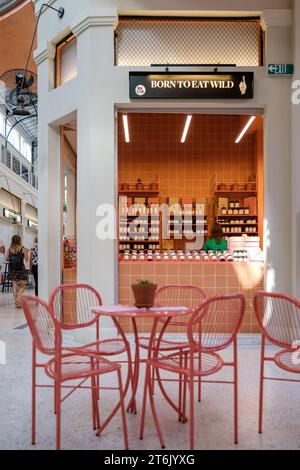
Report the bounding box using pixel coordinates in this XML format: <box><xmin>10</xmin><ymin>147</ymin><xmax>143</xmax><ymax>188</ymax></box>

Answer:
<box><xmin>92</xmin><ymin>304</ymin><xmax>191</xmax><ymax>427</ymax></box>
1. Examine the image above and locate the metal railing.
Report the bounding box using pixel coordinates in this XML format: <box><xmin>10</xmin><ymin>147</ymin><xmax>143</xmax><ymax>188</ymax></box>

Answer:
<box><xmin>0</xmin><ymin>134</ymin><xmax>38</xmax><ymax>189</ymax></box>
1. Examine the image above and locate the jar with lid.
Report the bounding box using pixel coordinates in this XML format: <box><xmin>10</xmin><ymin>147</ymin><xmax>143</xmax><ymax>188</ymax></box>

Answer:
<box><xmin>229</xmin><ymin>201</ymin><xmax>235</xmax><ymax>209</ymax></box>
<box><xmin>244</xmin><ymin>207</ymin><xmax>250</xmax><ymax>215</ymax></box>
<box><xmin>234</xmin><ymin>201</ymin><xmax>240</xmax><ymax>208</ymax></box>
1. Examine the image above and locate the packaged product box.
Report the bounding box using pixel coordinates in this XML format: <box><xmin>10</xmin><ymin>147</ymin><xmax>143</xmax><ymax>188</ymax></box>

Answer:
<box><xmin>148</xmin><ymin>198</ymin><xmax>159</xmax><ymax>205</ymax></box>
<box><xmin>244</xmin><ymin>197</ymin><xmax>257</xmax><ymax>215</ymax></box>
<box><xmin>215</xmin><ymin>197</ymin><xmax>228</xmax><ymax>215</ymax></box>
<box><xmin>181</xmin><ymin>197</ymin><xmax>193</xmax><ymax>205</ymax></box>
<box><xmin>134</xmin><ymin>198</ymin><xmax>146</xmax><ymax>205</ymax></box>
<box><xmin>163</xmin><ymin>240</ymin><xmax>174</xmax><ymax>251</ymax></box>
<box><xmin>169</xmin><ymin>196</ymin><xmax>180</xmax><ymax>206</ymax></box>
<box><xmin>195</xmin><ymin>197</ymin><xmax>208</xmax><ymax>215</ymax></box>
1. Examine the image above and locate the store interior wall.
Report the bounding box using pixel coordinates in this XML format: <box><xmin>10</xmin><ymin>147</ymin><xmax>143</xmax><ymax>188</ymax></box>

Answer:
<box><xmin>118</xmin><ymin>113</ymin><xmax>262</xmax><ymax>234</ymax></box>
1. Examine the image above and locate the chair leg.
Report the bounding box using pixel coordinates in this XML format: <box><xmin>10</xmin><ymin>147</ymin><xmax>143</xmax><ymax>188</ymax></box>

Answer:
<box><xmin>55</xmin><ymin>380</ymin><xmax>61</xmax><ymax>450</ymax></box>
<box><xmin>117</xmin><ymin>369</ymin><xmax>129</xmax><ymax>450</ymax></box>
<box><xmin>91</xmin><ymin>376</ymin><xmax>97</xmax><ymax>430</ymax></box>
<box><xmin>182</xmin><ymin>352</ymin><xmax>188</xmax><ymax>423</ymax></box>
<box><xmin>139</xmin><ymin>363</ymin><xmax>150</xmax><ymax>440</ymax></box>
<box><xmin>198</xmin><ymin>351</ymin><xmax>202</xmax><ymax>403</ymax></box>
<box><xmin>32</xmin><ymin>344</ymin><xmax>36</xmax><ymax>445</ymax></box>
<box><xmin>151</xmin><ymin>365</ymin><xmax>155</xmax><ymax>395</ymax></box>
<box><xmin>189</xmin><ymin>376</ymin><xmax>195</xmax><ymax>450</ymax></box>
<box><xmin>148</xmin><ymin>367</ymin><xmax>166</xmax><ymax>449</ymax></box>
<box><xmin>178</xmin><ymin>351</ymin><xmax>183</xmax><ymax>421</ymax></box>
<box><xmin>233</xmin><ymin>338</ymin><xmax>238</xmax><ymax>445</ymax></box>
<box><xmin>259</xmin><ymin>336</ymin><xmax>265</xmax><ymax>434</ymax></box>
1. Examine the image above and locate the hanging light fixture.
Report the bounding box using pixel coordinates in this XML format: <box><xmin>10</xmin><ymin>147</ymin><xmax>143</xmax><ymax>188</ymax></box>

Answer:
<box><xmin>235</xmin><ymin>116</ymin><xmax>256</xmax><ymax>144</ymax></box>
<box><xmin>181</xmin><ymin>115</ymin><xmax>192</xmax><ymax>143</ymax></box>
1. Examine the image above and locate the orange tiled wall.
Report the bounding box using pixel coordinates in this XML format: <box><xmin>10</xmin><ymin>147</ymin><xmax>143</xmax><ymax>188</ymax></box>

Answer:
<box><xmin>118</xmin><ymin>262</ymin><xmax>264</xmax><ymax>334</ymax></box>
<box><xmin>118</xmin><ymin>113</ymin><xmax>256</xmax><ymax>221</ymax></box>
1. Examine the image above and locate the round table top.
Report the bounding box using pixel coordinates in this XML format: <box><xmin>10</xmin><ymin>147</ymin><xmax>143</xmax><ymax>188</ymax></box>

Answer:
<box><xmin>92</xmin><ymin>305</ymin><xmax>193</xmax><ymax>319</ymax></box>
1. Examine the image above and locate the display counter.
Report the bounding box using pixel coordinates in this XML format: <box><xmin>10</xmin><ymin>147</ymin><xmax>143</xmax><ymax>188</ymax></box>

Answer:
<box><xmin>118</xmin><ymin>260</ymin><xmax>264</xmax><ymax>334</ymax></box>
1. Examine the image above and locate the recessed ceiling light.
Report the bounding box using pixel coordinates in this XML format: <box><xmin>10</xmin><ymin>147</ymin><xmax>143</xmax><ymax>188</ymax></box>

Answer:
<box><xmin>181</xmin><ymin>115</ymin><xmax>192</xmax><ymax>143</ymax></box>
<box><xmin>235</xmin><ymin>116</ymin><xmax>256</xmax><ymax>144</ymax></box>
<box><xmin>123</xmin><ymin>115</ymin><xmax>130</xmax><ymax>143</ymax></box>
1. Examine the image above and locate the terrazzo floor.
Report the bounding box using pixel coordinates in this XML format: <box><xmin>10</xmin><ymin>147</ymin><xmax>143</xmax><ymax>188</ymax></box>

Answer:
<box><xmin>0</xmin><ymin>292</ymin><xmax>299</xmax><ymax>450</ymax></box>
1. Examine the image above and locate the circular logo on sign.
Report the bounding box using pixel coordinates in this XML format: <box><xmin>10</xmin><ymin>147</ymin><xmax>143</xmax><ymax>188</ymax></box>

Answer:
<box><xmin>135</xmin><ymin>84</ymin><xmax>146</xmax><ymax>96</ymax></box>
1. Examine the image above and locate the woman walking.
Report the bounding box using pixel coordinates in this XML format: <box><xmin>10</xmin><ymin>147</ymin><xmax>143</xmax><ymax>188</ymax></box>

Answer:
<box><xmin>30</xmin><ymin>236</ymin><xmax>38</xmax><ymax>296</ymax></box>
<box><xmin>5</xmin><ymin>235</ymin><xmax>29</xmax><ymax>308</ymax></box>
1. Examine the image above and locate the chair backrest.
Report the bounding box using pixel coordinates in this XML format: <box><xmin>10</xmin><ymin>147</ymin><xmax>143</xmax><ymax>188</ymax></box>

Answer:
<box><xmin>20</xmin><ymin>296</ymin><xmax>60</xmax><ymax>355</ymax></box>
<box><xmin>187</xmin><ymin>293</ymin><xmax>245</xmax><ymax>351</ymax></box>
<box><xmin>154</xmin><ymin>285</ymin><xmax>207</xmax><ymax>326</ymax></box>
<box><xmin>254</xmin><ymin>291</ymin><xmax>300</xmax><ymax>349</ymax></box>
<box><xmin>49</xmin><ymin>284</ymin><xmax>102</xmax><ymax>329</ymax></box>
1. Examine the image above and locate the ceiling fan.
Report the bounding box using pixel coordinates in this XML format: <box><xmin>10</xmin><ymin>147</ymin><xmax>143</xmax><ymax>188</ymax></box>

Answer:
<box><xmin>0</xmin><ymin>69</ymin><xmax>38</xmax><ymax>116</ymax></box>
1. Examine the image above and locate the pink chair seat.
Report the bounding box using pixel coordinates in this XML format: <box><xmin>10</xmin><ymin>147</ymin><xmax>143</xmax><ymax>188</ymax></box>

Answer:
<box><xmin>274</xmin><ymin>349</ymin><xmax>300</xmax><ymax>373</ymax></box>
<box><xmin>45</xmin><ymin>353</ymin><xmax>120</xmax><ymax>382</ymax></box>
<box><xmin>70</xmin><ymin>339</ymin><xmax>128</xmax><ymax>356</ymax></box>
<box><xmin>148</xmin><ymin>351</ymin><xmax>223</xmax><ymax>377</ymax></box>
<box><xmin>138</xmin><ymin>336</ymin><xmax>189</xmax><ymax>351</ymax></box>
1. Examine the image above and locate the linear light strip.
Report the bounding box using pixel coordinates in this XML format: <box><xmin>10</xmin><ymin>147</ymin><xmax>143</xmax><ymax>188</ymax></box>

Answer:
<box><xmin>181</xmin><ymin>115</ymin><xmax>192</xmax><ymax>143</ymax></box>
<box><xmin>123</xmin><ymin>115</ymin><xmax>130</xmax><ymax>143</ymax></box>
<box><xmin>235</xmin><ymin>116</ymin><xmax>256</xmax><ymax>144</ymax></box>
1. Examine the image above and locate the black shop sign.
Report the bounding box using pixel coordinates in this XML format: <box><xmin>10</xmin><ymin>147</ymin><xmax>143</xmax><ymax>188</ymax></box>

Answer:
<box><xmin>129</xmin><ymin>72</ymin><xmax>254</xmax><ymax>100</ymax></box>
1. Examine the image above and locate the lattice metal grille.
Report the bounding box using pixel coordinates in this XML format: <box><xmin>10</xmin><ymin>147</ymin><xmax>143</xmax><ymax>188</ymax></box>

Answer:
<box><xmin>116</xmin><ymin>18</ymin><xmax>262</xmax><ymax>67</ymax></box>
<box><xmin>60</xmin><ymin>38</ymin><xmax>78</xmax><ymax>85</ymax></box>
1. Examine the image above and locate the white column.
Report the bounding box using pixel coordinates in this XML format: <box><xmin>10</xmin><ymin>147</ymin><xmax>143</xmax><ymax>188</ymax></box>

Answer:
<box><xmin>73</xmin><ymin>9</ymin><xmax>118</xmax><ymax>335</ymax></box>
<box><xmin>291</xmin><ymin>0</ymin><xmax>300</xmax><ymax>297</ymax></box>
<box><xmin>35</xmin><ymin>50</ymin><xmax>62</xmax><ymax>300</ymax></box>
<box><xmin>261</xmin><ymin>10</ymin><xmax>293</xmax><ymax>293</ymax></box>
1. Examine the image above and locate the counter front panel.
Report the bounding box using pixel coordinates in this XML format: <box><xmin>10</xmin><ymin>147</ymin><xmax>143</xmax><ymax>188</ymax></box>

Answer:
<box><xmin>118</xmin><ymin>262</ymin><xmax>264</xmax><ymax>334</ymax></box>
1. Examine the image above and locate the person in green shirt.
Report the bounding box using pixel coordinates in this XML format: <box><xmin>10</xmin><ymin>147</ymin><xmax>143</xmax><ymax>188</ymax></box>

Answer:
<box><xmin>203</xmin><ymin>224</ymin><xmax>228</xmax><ymax>253</ymax></box>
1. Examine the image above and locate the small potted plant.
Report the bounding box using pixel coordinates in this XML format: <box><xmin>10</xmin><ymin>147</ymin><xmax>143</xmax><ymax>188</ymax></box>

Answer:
<box><xmin>131</xmin><ymin>279</ymin><xmax>157</xmax><ymax>308</ymax></box>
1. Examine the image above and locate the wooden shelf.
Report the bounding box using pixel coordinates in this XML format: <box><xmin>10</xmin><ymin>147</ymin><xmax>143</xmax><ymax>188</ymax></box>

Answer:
<box><xmin>217</xmin><ymin>214</ymin><xmax>257</xmax><ymax>218</ymax></box>
<box><xmin>218</xmin><ymin>223</ymin><xmax>258</xmax><ymax>226</ymax></box>
<box><xmin>224</xmin><ymin>232</ymin><xmax>258</xmax><ymax>236</ymax></box>
<box><xmin>119</xmin><ymin>189</ymin><xmax>159</xmax><ymax>196</ymax></box>
<box><xmin>119</xmin><ymin>239</ymin><xmax>160</xmax><ymax>243</ymax></box>
<box><xmin>215</xmin><ymin>190</ymin><xmax>257</xmax><ymax>196</ymax></box>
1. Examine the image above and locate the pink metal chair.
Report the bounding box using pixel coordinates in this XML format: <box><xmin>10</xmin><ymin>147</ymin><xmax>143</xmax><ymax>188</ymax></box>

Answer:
<box><xmin>139</xmin><ymin>293</ymin><xmax>245</xmax><ymax>450</ymax></box>
<box><xmin>138</xmin><ymin>285</ymin><xmax>207</xmax><ymax>419</ymax></box>
<box><xmin>254</xmin><ymin>291</ymin><xmax>300</xmax><ymax>434</ymax></box>
<box><xmin>49</xmin><ymin>284</ymin><xmax>127</xmax><ymax>357</ymax></box>
<box><xmin>20</xmin><ymin>295</ymin><xmax>128</xmax><ymax>450</ymax></box>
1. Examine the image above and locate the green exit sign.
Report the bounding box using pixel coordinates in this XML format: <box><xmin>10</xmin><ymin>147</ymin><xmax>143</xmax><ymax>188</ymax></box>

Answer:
<box><xmin>268</xmin><ymin>64</ymin><xmax>294</xmax><ymax>76</ymax></box>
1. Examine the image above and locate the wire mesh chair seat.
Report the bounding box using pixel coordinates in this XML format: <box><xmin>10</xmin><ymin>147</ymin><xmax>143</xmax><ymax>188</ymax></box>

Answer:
<box><xmin>273</xmin><ymin>349</ymin><xmax>300</xmax><ymax>373</ymax></box>
<box><xmin>45</xmin><ymin>353</ymin><xmax>120</xmax><ymax>382</ymax></box>
<box><xmin>138</xmin><ymin>336</ymin><xmax>190</xmax><ymax>352</ymax></box>
<box><xmin>68</xmin><ymin>338</ymin><xmax>128</xmax><ymax>356</ymax></box>
<box><xmin>140</xmin><ymin>293</ymin><xmax>245</xmax><ymax>450</ymax></box>
<box><xmin>147</xmin><ymin>350</ymin><xmax>223</xmax><ymax>377</ymax></box>
<box><xmin>254</xmin><ymin>290</ymin><xmax>300</xmax><ymax>435</ymax></box>
<box><xmin>20</xmin><ymin>295</ymin><xmax>129</xmax><ymax>450</ymax></box>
